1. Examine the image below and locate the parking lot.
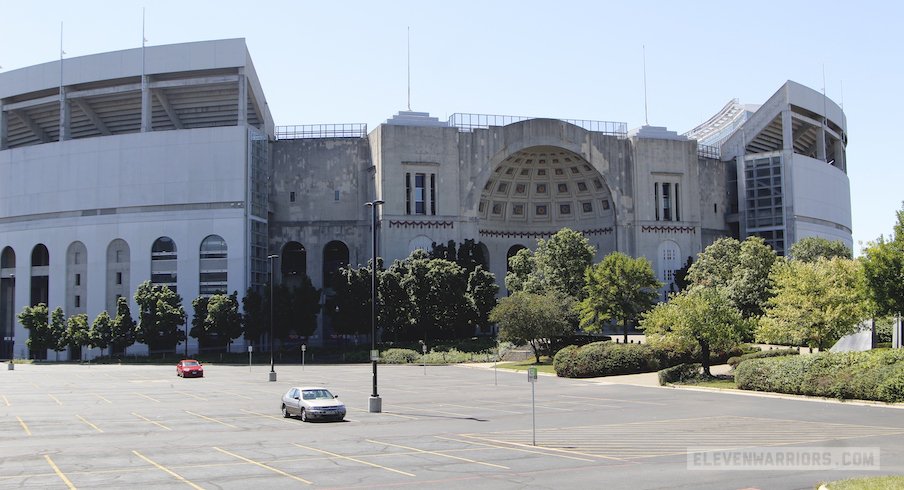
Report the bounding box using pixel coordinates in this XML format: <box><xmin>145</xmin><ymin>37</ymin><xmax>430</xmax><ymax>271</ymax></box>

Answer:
<box><xmin>2</xmin><ymin>362</ymin><xmax>904</xmax><ymax>489</ymax></box>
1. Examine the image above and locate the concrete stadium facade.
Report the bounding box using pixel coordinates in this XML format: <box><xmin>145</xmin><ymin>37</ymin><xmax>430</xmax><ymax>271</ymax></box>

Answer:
<box><xmin>0</xmin><ymin>39</ymin><xmax>851</xmax><ymax>359</ymax></box>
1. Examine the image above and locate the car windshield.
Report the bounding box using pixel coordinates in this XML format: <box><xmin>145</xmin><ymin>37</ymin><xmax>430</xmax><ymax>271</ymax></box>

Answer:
<box><xmin>302</xmin><ymin>389</ymin><xmax>334</xmax><ymax>400</ymax></box>
<box><xmin>182</xmin><ymin>361</ymin><xmax>199</xmax><ymax>366</ymax></box>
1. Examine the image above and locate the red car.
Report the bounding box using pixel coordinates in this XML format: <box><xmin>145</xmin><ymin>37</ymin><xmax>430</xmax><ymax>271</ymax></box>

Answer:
<box><xmin>176</xmin><ymin>359</ymin><xmax>204</xmax><ymax>378</ymax></box>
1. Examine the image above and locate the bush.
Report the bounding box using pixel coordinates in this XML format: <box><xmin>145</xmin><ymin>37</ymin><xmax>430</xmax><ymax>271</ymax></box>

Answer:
<box><xmin>727</xmin><ymin>348</ymin><xmax>799</xmax><ymax>369</ymax></box>
<box><xmin>735</xmin><ymin>349</ymin><xmax>904</xmax><ymax>403</ymax></box>
<box><xmin>553</xmin><ymin>342</ymin><xmax>658</xmax><ymax>378</ymax></box>
<box><xmin>658</xmin><ymin>363</ymin><xmax>702</xmax><ymax>385</ymax></box>
<box><xmin>380</xmin><ymin>348</ymin><xmax>420</xmax><ymax>364</ymax></box>
<box><xmin>553</xmin><ymin>345</ymin><xmax>580</xmax><ymax>377</ymax></box>
<box><xmin>419</xmin><ymin>348</ymin><xmax>475</xmax><ymax>365</ymax></box>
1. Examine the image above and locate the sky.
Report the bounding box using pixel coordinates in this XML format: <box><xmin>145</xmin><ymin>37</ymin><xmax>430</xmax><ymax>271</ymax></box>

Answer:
<box><xmin>1</xmin><ymin>0</ymin><xmax>901</xmax><ymax>252</ymax></box>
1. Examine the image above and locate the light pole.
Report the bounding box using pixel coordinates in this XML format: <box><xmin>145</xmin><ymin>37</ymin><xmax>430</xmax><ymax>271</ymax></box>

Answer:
<box><xmin>365</xmin><ymin>200</ymin><xmax>384</xmax><ymax>413</ymax></box>
<box><xmin>268</xmin><ymin>254</ymin><xmax>278</xmax><ymax>382</ymax></box>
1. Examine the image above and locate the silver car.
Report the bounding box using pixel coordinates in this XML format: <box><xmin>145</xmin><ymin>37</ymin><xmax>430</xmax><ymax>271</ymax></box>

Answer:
<box><xmin>281</xmin><ymin>386</ymin><xmax>346</xmax><ymax>422</ymax></box>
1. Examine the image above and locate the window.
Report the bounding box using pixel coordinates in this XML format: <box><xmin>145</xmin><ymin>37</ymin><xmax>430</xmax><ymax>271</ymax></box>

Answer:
<box><xmin>334</xmin><ymin>190</ymin><xmax>340</xmax><ymax>201</ymax></box>
<box><xmin>116</xmin><ymin>272</ymin><xmax>122</xmax><ymax>285</ymax></box>
<box><xmin>151</xmin><ymin>237</ymin><xmax>178</xmax><ymax>292</ymax></box>
<box><xmin>290</xmin><ymin>191</ymin><xmax>296</xmax><ymax>202</ymax></box>
<box><xmin>414</xmin><ymin>173</ymin><xmax>426</xmax><ymax>214</ymax></box>
<box><xmin>430</xmin><ymin>174</ymin><xmax>436</xmax><ymax>215</ymax></box>
<box><xmin>75</xmin><ymin>273</ymin><xmax>81</xmax><ymax>286</ymax></box>
<box><xmin>199</xmin><ymin>235</ymin><xmax>228</xmax><ymax>295</ymax></box>
<box><xmin>655</xmin><ymin>181</ymin><xmax>680</xmax><ymax>221</ymax></box>
<box><xmin>406</xmin><ymin>173</ymin><xmax>412</xmax><ymax>214</ymax></box>
<box><xmin>75</xmin><ymin>296</ymin><xmax>80</xmax><ymax>308</ymax></box>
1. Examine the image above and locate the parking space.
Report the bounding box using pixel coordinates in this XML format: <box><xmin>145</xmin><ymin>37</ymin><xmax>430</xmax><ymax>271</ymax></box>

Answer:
<box><xmin>2</xmin><ymin>363</ymin><xmax>904</xmax><ymax>489</ymax></box>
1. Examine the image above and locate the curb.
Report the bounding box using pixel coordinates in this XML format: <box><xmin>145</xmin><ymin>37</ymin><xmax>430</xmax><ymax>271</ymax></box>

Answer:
<box><xmin>666</xmin><ymin>384</ymin><xmax>904</xmax><ymax>409</ymax></box>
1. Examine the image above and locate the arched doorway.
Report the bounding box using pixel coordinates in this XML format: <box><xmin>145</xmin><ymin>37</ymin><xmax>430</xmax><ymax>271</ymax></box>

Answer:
<box><xmin>30</xmin><ymin>244</ymin><xmax>49</xmax><ymax>359</ymax></box>
<box><xmin>322</xmin><ymin>241</ymin><xmax>349</xmax><ymax>343</ymax></box>
<box><xmin>281</xmin><ymin>241</ymin><xmax>307</xmax><ymax>289</ymax></box>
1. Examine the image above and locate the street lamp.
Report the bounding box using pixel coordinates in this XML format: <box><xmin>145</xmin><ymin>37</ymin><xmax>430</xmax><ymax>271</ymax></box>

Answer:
<box><xmin>268</xmin><ymin>254</ymin><xmax>279</xmax><ymax>382</ymax></box>
<box><xmin>365</xmin><ymin>200</ymin><xmax>384</xmax><ymax>413</ymax></box>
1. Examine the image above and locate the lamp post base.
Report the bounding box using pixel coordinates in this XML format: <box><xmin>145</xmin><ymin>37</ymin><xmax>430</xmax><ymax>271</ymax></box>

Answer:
<box><xmin>268</xmin><ymin>371</ymin><xmax>277</xmax><ymax>382</ymax></box>
<box><xmin>368</xmin><ymin>396</ymin><xmax>382</xmax><ymax>413</ymax></box>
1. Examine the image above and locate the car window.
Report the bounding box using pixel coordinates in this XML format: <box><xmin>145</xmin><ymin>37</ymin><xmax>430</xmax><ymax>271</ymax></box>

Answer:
<box><xmin>303</xmin><ymin>389</ymin><xmax>333</xmax><ymax>400</ymax></box>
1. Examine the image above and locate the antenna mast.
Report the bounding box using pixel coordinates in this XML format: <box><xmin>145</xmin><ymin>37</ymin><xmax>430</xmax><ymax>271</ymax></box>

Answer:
<box><xmin>407</xmin><ymin>26</ymin><xmax>411</xmax><ymax>111</ymax></box>
<box><xmin>643</xmin><ymin>45</ymin><xmax>649</xmax><ymax>126</ymax></box>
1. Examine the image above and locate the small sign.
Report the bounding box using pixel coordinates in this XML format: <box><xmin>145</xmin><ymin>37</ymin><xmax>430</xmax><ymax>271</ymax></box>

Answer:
<box><xmin>527</xmin><ymin>367</ymin><xmax>538</xmax><ymax>382</ymax></box>
<box><xmin>247</xmin><ymin>345</ymin><xmax>253</xmax><ymax>353</ymax></box>
<box><xmin>301</xmin><ymin>344</ymin><xmax>306</xmax><ymax>352</ymax></box>
<box><xmin>370</xmin><ymin>349</ymin><xmax>380</xmax><ymax>361</ymax></box>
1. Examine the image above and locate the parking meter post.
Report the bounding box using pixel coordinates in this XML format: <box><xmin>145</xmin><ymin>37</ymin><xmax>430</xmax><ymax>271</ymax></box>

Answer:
<box><xmin>302</xmin><ymin>344</ymin><xmax>306</xmax><ymax>371</ymax></box>
<box><xmin>528</xmin><ymin>367</ymin><xmax>538</xmax><ymax>446</ymax></box>
<box><xmin>248</xmin><ymin>345</ymin><xmax>253</xmax><ymax>372</ymax></box>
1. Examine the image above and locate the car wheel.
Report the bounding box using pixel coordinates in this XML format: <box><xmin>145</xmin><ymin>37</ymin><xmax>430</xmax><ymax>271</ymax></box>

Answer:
<box><xmin>282</xmin><ymin>404</ymin><xmax>291</xmax><ymax>418</ymax></box>
<box><xmin>300</xmin><ymin>408</ymin><xmax>307</xmax><ymax>422</ymax></box>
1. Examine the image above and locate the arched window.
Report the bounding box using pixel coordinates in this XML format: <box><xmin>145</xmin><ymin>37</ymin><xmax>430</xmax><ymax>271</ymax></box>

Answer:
<box><xmin>199</xmin><ymin>235</ymin><xmax>228</xmax><ymax>295</ymax></box>
<box><xmin>31</xmin><ymin>244</ymin><xmax>49</xmax><ymax>267</ymax></box>
<box><xmin>151</xmin><ymin>237</ymin><xmax>178</xmax><ymax>292</ymax></box>
<box><xmin>657</xmin><ymin>240</ymin><xmax>681</xmax><ymax>290</ymax></box>
<box><xmin>1</xmin><ymin>247</ymin><xmax>15</xmax><ymax>360</ymax></box>
<box><xmin>1</xmin><ymin>247</ymin><xmax>16</xmax><ymax>269</ymax></box>
<box><xmin>30</xmin><ymin>244</ymin><xmax>49</xmax><ymax>306</ymax></box>
<box><xmin>281</xmin><ymin>242</ymin><xmax>307</xmax><ymax>277</ymax></box>
<box><xmin>106</xmin><ymin>239</ymin><xmax>130</xmax><ymax>315</ymax></box>
<box><xmin>322</xmin><ymin>241</ymin><xmax>349</xmax><ymax>294</ymax></box>
<box><xmin>408</xmin><ymin>235</ymin><xmax>433</xmax><ymax>254</ymax></box>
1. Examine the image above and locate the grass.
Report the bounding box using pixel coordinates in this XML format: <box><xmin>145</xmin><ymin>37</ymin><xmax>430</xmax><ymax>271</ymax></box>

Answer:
<box><xmin>495</xmin><ymin>358</ymin><xmax>556</xmax><ymax>375</ymax></box>
<box><xmin>818</xmin><ymin>475</ymin><xmax>904</xmax><ymax>490</ymax></box>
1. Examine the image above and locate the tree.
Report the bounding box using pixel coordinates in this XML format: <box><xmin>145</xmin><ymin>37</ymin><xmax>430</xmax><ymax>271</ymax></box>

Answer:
<box><xmin>18</xmin><ymin>303</ymin><xmax>50</xmax><ymax>359</ymax></box>
<box><xmin>757</xmin><ymin>258</ymin><xmax>869</xmax><ymax>351</ymax></box>
<box><xmin>64</xmin><ymin>313</ymin><xmax>90</xmax><ymax>361</ymax></box>
<box><xmin>673</xmin><ymin>256</ymin><xmax>694</xmax><ymax>292</ymax></box>
<box><xmin>290</xmin><ymin>277</ymin><xmax>321</xmax><ymax>342</ymax></box>
<box><xmin>687</xmin><ymin>236</ymin><xmax>777</xmax><ymax>319</ymax></box>
<box><xmin>205</xmin><ymin>292</ymin><xmax>243</xmax><ymax>351</ymax></box>
<box><xmin>490</xmin><ymin>291</ymin><xmax>575</xmax><ymax>364</ymax></box>
<box><xmin>110</xmin><ymin>297</ymin><xmax>136</xmax><ymax>355</ymax></box>
<box><xmin>578</xmin><ymin>252</ymin><xmax>661</xmax><ymax>343</ymax></box>
<box><xmin>90</xmin><ymin>311</ymin><xmax>113</xmax><ymax>356</ymax></box>
<box><xmin>641</xmin><ymin>287</ymin><xmax>749</xmax><ymax>376</ymax></box>
<box><xmin>467</xmin><ymin>266</ymin><xmax>499</xmax><ymax>334</ymax></box>
<box><xmin>190</xmin><ymin>296</ymin><xmax>210</xmax><ymax>349</ymax></box>
<box><xmin>404</xmin><ymin>256</ymin><xmax>472</xmax><ymax>340</ymax></box>
<box><xmin>505</xmin><ymin>248</ymin><xmax>537</xmax><ymax>294</ymax></box>
<box><xmin>332</xmin><ymin>262</ymin><xmax>373</xmax><ymax>338</ymax></box>
<box><xmin>134</xmin><ymin>281</ymin><xmax>186</xmax><ymax>353</ymax></box>
<box><xmin>533</xmin><ymin>228</ymin><xmax>596</xmax><ymax>299</ymax></box>
<box><xmin>790</xmin><ymin>237</ymin><xmax>852</xmax><ymax>262</ymax></box>
<box><xmin>241</xmin><ymin>288</ymin><xmax>266</xmax><ymax>347</ymax></box>
<box><xmin>379</xmin><ymin>266</ymin><xmax>412</xmax><ymax>341</ymax></box>
<box><xmin>49</xmin><ymin>307</ymin><xmax>67</xmax><ymax>360</ymax></box>
<box><xmin>862</xmin><ymin>203</ymin><xmax>904</xmax><ymax>318</ymax></box>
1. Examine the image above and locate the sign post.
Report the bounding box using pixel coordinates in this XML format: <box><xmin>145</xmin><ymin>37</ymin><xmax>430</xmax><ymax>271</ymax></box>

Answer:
<box><xmin>248</xmin><ymin>345</ymin><xmax>253</xmax><ymax>372</ymax></box>
<box><xmin>301</xmin><ymin>344</ymin><xmax>306</xmax><ymax>371</ymax></box>
<box><xmin>420</xmin><ymin>340</ymin><xmax>427</xmax><ymax>375</ymax></box>
<box><xmin>528</xmin><ymin>367</ymin><xmax>538</xmax><ymax>446</ymax></box>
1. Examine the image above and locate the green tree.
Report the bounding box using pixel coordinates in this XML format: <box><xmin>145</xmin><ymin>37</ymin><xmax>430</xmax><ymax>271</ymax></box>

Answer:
<box><xmin>490</xmin><ymin>291</ymin><xmax>575</xmax><ymax>363</ymax></box>
<box><xmin>641</xmin><ymin>287</ymin><xmax>749</xmax><ymax>376</ymax></box>
<box><xmin>533</xmin><ymin>228</ymin><xmax>596</xmax><ymax>298</ymax></box>
<box><xmin>241</xmin><ymin>288</ymin><xmax>266</xmax><ymax>347</ymax></box>
<box><xmin>290</xmin><ymin>277</ymin><xmax>322</xmax><ymax>342</ymax></box>
<box><xmin>190</xmin><ymin>295</ymin><xmax>210</xmax><ymax>348</ymax></box>
<box><xmin>49</xmin><ymin>307</ymin><xmax>67</xmax><ymax>360</ymax></box>
<box><xmin>504</xmin><ymin>248</ymin><xmax>537</xmax><ymax>294</ymax></box>
<box><xmin>687</xmin><ymin>236</ymin><xmax>777</xmax><ymax>319</ymax></box>
<box><xmin>406</xmin><ymin>257</ymin><xmax>472</xmax><ymax>340</ymax></box>
<box><xmin>90</xmin><ymin>311</ymin><xmax>113</xmax><ymax>356</ymax></box>
<box><xmin>467</xmin><ymin>265</ymin><xmax>499</xmax><ymax>334</ymax></box>
<box><xmin>18</xmin><ymin>303</ymin><xmax>50</xmax><ymax>358</ymax></box>
<box><xmin>379</xmin><ymin>266</ymin><xmax>412</xmax><ymax>341</ymax></box>
<box><xmin>862</xmin><ymin>203</ymin><xmax>904</xmax><ymax>317</ymax></box>
<box><xmin>205</xmin><ymin>292</ymin><xmax>243</xmax><ymax>351</ymax></box>
<box><xmin>134</xmin><ymin>281</ymin><xmax>186</xmax><ymax>353</ymax></box>
<box><xmin>332</xmin><ymin>262</ymin><xmax>373</xmax><ymax>338</ymax></box>
<box><xmin>757</xmin><ymin>258</ymin><xmax>869</xmax><ymax>351</ymax></box>
<box><xmin>578</xmin><ymin>252</ymin><xmax>661</xmax><ymax>343</ymax></box>
<box><xmin>110</xmin><ymin>297</ymin><xmax>136</xmax><ymax>355</ymax></box>
<box><xmin>789</xmin><ymin>237</ymin><xmax>852</xmax><ymax>262</ymax></box>
<box><xmin>64</xmin><ymin>313</ymin><xmax>90</xmax><ymax>361</ymax></box>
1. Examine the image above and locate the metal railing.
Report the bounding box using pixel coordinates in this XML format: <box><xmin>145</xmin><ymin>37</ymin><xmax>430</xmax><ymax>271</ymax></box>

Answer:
<box><xmin>697</xmin><ymin>144</ymin><xmax>721</xmax><ymax>160</ymax></box>
<box><xmin>275</xmin><ymin>123</ymin><xmax>368</xmax><ymax>139</ymax></box>
<box><xmin>448</xmin><ymin>113</ymin><xmax>627</xmax><ymax>136</ymax></box>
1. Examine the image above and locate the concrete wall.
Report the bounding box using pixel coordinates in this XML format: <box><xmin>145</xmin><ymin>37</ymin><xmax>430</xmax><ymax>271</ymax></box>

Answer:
<box><xmin>790</xmin><ymin>154</ymin><xmax>853</xmax><ymax>249</ymax></box>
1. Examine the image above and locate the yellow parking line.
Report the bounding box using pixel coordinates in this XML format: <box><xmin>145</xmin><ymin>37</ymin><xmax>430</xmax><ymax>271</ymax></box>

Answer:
<box><xmin>185</xmin><ymin>410</ymin><xmax>238</xmax><ymax>429</ymax></box>
<box><xmin>2</xmin><ymin>395</ymin><xmax>9</xmax><ymax>406</ymax></box>
<box><xmin>77</xmin><ymin>415</ymin><xmax>103</xmax><ymax>433</ymax></box>
<box><xmin>293</xmin><ymin>443</ymin><xmax>415</xmax><ymax>477</ymax></box>
<box><xmin>459</xmin><ymin>435</ymin><xmax>629</xmax><ymax>462</ymax></box>
<box><xmin>240</xmin><ymin>408</ymin><xmax>286</xmax><ymax>422</ymax></box>
<box><xmin>44</xmin><ymin>455</ymin><xmax>76</xmax><ymax>490</ymax></box>
<box><xmin>222</xmin><ymin>391</ymin><xmax>252</xmax><ymax>400</ymax></box>
<box><xmin>435</xmin><ymin>436</ymin><xmax>595</xmax><ymax>462</ymax></box>
<box><xmin>92</xmin><ymin>393</ymin><xmax>112</xmax><ymax>404</ymax></box>
<box><xmin>348</xmin><ymin>407</ymin><xmax>418</xmax><ymax>420</ymax></box>
<box><xmin>131</xmin><ymin>412</ymin><xmax>171</xmax><ymax>431</ymax></box>
<box><xmin>366</xmin><ymin>439</ymin><xmax>509</xmax><ymax>469</ymax></box>
<box><xmin>560</xmin><ymin>394</ymin><xmax>667</xmax><ymax>406</ymax></box>
<box><xmin>134</xmin><ymin>393</ymin><xmax>160</xmax><ymax>403</ymax></box>
<box><xmin>132</xmin><ymin>450</ymin><xmax>204</xmax><ymax>490</ymax></box>
<box><xmin>48</xmin><ymin>394</ymin><xmax>63</xmax><ymax>406</ymax></box>
<box><xmin>213</xmin><ymin>447</ymin><xmax>312</xmax><ymax>484</ymax></box>
<box><xmin>391</xmin><ymin>405</ymin><xmax>469</xmax><ymax>417</ymax></box>
<box><xmin>17</xmin><ymin>416</ymin><xmax>31</xmax><ymax>436</ymax></box>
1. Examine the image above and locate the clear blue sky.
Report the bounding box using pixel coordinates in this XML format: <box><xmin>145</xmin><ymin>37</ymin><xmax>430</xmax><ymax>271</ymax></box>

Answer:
<box><xmin>2</xmin><ymin>0</ymin><xmax>900</xmax><ymax>251</ymax></box>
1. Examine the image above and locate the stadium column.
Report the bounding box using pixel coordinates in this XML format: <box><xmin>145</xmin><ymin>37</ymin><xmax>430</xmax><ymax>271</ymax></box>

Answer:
<box><xmin>59</xmin><ymin>87</ymin><xmax>70</xmax><ymax>141</ymax></box>
<box><xmin>781</xmin><ymin>109</ymin><xmax>793</xmax><ymax>151</ymax></box>
<box><xmin>0</xmin><ymin>102</ymin><xmax>6</xmax><ymax>149</ymax></box>
<box><xmin>141</xmin><ymin>75</ymin><xmax>151</xmax><ymax>132</ymax></box>
<box><xmin>237</xmin><ymin>67</ymin><xmax>247</xmax><ymax>126</ymax></box>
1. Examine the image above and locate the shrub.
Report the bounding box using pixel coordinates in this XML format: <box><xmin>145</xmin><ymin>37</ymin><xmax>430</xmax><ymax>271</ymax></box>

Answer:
<box><xmin>553</xmin><ymin>345</ymin><xmax>580</xmax><ymax>377</ymax></box>
<box><xmin>735</xmin><ymin>349</ymin><xmax>904</xmax><ymax>403</ymax></box>
<box><xmin>727</xmin><ymin>348</ymin><xmax>799</xmax><ymax>369</ymax></box>
<box><xmin>553</xmin><ymin>342</ymin><xmax>658</xmax><ymax>378</ymax></box>
<box><xmin>380</xmin><ymin>348</ymin><xmax>420</xmax><ymax>364</ymax></box>
<box><xmin>658</xmin><ymin>363</ymin><xmax>702</xmax><ymax>385</ymax></box>
<box><xmin>419</xmin><ymin>348</ymin><xmax>474</xmax><ymax>365</ymax></box>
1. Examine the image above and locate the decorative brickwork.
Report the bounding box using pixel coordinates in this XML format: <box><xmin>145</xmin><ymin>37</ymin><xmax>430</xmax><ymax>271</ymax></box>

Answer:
<box><xmin>641</xmin><ymin>225</ymin><xmax>696</xmax><ymax>234</ymax></box>
<box><xmin>388</xmin><ymin>220</ymin><xmax>455</xmax><ymax>230</ymax></box>
<box><xmin>479</xmin><ymin>227</ymin><xmax>612</xmax><ymax>239</ymax></box>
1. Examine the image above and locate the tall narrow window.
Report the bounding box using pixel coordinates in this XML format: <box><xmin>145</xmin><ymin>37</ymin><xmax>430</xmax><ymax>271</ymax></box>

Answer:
<box><xmin>654</xmin><ymin>183</ymin><xmax>660</xmax><ymax>221</ymax></box>
<box><xmin>430</xmin><ymin>174</ymin><xmax>436</xmax><ymax>215</ymax></box>
<box><xmin>75</xmin><ymin>274</ymin><xmax>81</xmax><ymax>286</ymax></box>
<box><xmin>199</xmin><ymin>235</ymin><xmax>228</xmax><ymax>295</ymax></box>
<box><xmin>674</xmin><ymin>183</ymin><xmax>680</xmax><ymax>221</ymax></box>
<box><xmin>662</xmin><ymin>183</ymin><xmax>672</xmax><ymax>221</ymax></box>
<box><xmin>290</xmin><ymin>191</ymin><xmax>296</xmax><ymax>203</ymax></box>
<box><xmin>405</xmin><ymin>173</ymin><xmax>411</xmax><ymax>214</ymax></box>
<box><xmin>414</xmin><ymin>173</ymin><xmax>426</xmax><ymax>214</ymax></box>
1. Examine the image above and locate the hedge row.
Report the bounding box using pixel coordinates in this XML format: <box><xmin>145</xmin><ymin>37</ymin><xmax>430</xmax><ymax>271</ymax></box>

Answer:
<box><xmin>735</xmin><ymin>349</ymin><xmax>904</xmax><ymax>403</ymax></box>
<box><xmin>553</xmin><ymin>342</ymin><xmax>749</xmax><ymax>378</ymax></box>
<box><xmin>727</xmin><ymin>348</ymin><xmax>799</xmax><ymax>369</ymax></box>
